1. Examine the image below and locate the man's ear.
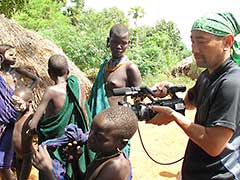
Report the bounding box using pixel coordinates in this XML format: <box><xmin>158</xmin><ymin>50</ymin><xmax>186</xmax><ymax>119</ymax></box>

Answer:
<box><xmin>224</xmin><ymin>34</ymin><xmax>234</xmax><ymax>48</ymax></box>
<box><xmin>106</xmin><ymin>37</ymin><xmax>110</xmax><ymax>48</ymax></box>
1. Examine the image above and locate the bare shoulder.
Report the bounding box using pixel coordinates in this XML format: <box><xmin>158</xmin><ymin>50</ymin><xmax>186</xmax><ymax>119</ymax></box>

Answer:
<box><xmin>48</xmin><ymin>83</ymin><xmax>67</xmax><ymax>92</ymax></box>
<box><xmin>96</xmin><ymin>155</ymin><xmax>130</xmax><ymax>180</ymax></box>
<box><xmin>125</xmin><ymin>59</ymin><xmax>139</xmax><ymax>69</ymax></box>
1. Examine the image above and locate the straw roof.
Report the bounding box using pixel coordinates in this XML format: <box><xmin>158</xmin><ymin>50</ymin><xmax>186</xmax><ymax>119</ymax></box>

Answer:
<box><xmin>0</xmin><ymin>14</ymin><xmax>92</xmax><ymax>107</ymax></box>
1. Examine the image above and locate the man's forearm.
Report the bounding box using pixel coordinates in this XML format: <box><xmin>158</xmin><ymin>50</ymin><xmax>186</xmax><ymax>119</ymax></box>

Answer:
<box><xmin>171</xmin><ymin>111</ymin><xmax>220</xmax><ymax>156</ymax></box>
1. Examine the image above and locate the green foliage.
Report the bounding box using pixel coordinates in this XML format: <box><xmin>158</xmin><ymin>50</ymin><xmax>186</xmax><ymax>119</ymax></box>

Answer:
<box><xmin>128</xmin><ymin>6</ymin><xmax>145</xmax><ymax>27</ymax></box>
<box><xmin>13</xmin><ymin>0</ymin><xmax>69</xmax><ymax>30</ymax></box>
<box><xmin>128</xmin><ymin>21</ymin><xmax>191</xmax><ymax>76</ymax></box>
<box><xmin>142</xmin><ymin>73</ymin><xmax>195</xmax><ymax>88</ymax></box>
<box><xmin>0</xmin><ymin>0</ymin><xmax>28</xmax><ymax>18</ymax></box>
<box><xmin>12</xmin><ymin>0</ymin><xmax>191</xmax><ymax>78</ymax></box>
<box><xmin>13</xmin><ymin>0</ymin><xmax>127</xmax><ymax>70</ymax></box>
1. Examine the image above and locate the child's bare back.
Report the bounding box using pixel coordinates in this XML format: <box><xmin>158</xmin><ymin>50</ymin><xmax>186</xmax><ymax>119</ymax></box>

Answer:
<box><xmin>12</xmin><ymin>112</ymin><xmax>33</xmax><ymax>159</ymax></box>
<box><xmin>43</xmin><ymin>83</ymin><xmax>67</xmax><ymax>118</ymax></box>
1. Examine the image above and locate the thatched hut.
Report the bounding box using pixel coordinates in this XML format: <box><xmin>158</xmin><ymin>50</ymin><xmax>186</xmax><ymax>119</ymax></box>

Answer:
<box><xmin>0</xmin><ymin>14</ymin><xmax>92</xmax><ymax>107</ymax></box>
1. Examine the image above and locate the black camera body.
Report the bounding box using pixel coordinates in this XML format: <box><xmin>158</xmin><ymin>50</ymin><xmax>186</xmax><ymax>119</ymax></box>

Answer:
<box><xmin>113</xmin><ymin>85</ymin><xmax>186</xmax><ymax>121</ymax></box>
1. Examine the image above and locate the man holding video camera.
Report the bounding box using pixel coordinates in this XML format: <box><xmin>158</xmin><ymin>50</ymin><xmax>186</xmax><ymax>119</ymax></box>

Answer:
<box><xmin>148</xmin><ymin>12</ymin><xmax>240</xmax><ymax>180</ymax></box>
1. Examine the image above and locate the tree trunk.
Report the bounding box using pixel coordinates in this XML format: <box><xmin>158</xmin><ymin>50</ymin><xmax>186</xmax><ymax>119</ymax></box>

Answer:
<box><xmin>0</xmin><ymin>14</ymin><xmax>92</xmax><ymax>106</ymax></box>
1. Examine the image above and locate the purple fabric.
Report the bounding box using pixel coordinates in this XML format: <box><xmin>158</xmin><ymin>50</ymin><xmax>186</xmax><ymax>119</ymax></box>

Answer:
<box><xmin>41</xmin><ymin>124</ymin><xmax>88</xmax><ymax>179</ymax></box>
<box><xmin>52</xmin><ymin>159</ymin><xmax>66</xmax><ymax>180</ymax></box>
<box><xmin>41</xmin><ymin>123</ymin><xmax>88</xmax><ymax>147</ymax></box>
<box><xmin>0</xmin><ymin>75</ymin><xmax>17</xmax><ymax>168</ymax></box>
<box><xmin>0</xmin><ymin>125</ymin><xmax>14</xmax><ymax>168</ymax></box>
<box><xmin>0</xmin><ymin>75</ymin><xmax>17</xmax><ymax>124</ymax></box>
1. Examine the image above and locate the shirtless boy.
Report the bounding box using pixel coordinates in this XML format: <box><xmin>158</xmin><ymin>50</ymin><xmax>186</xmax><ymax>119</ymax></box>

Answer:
<box><xmin>32</xmin><ymin>106</ymin><xmax>139</xmax><ymax>180</ymax></box>
<box><xmin>28</xmin><ymin>54</ymin><xmax>93</xmax><ymax>179</ymax></box>
<box><xmin>12</xmin><ymin>87</ymin><xmax>33</xmax><ymax>180</ymax></box>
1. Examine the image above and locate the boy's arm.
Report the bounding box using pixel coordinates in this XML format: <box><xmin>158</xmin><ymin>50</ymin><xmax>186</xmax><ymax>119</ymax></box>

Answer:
<box><xmin>28</xmin><ymin>88</ymin><xmax>52</xmax><ymax>133</ymax></box>
<box><xmin>15</xmin><ymin>67</ymin><xmax>40</xmax><ymax>89</ymax></box>
<box><xmin>65</xmin><ymin>141</ymin><xmax>85</xmax><ymax>179</ymax></box>
<box><xmin>32</xmin><ymin>145</ymin><xmax>56</xmax><ymax>180</ymax></box>
<box><xmin>71</xmin><ymin>159</ymin><xmax>85</xmax><ymax>179</ymax></box>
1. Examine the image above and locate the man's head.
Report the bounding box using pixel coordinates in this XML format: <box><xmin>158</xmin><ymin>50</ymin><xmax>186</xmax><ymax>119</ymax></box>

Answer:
<box><xmin>107</xmin><ymin>24</ymin><xmax>129</xmax><ymax>59</ymax></box>
<box><xmin>0</xmin><ymin>44</ymin><xmax>17</xmax><ymax>66</ymax></box>
<box><xmin>88</xmin><ymin>106</ymin><xmax>138</xmax><ymax>154</ymax></box>
<box><xmin>48</xmin><ymin>54</ymin><xmax>69</xmax><ymax>79</ymax></box>
<box><xmin>12</xmin><ymin>87</ymin><xmax>33</xmax><ymax>112</ymax></box>
<box><xmin>191</xmin><ymin>12</ymin><xmax>240</xmax><ymax>71</ymax></box>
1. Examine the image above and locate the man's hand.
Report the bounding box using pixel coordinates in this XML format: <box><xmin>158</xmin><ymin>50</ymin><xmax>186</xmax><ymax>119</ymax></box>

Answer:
<box><xmin>152</xmin><ymin>81</ymin><xmax>173</xmax><ymax>98</ymax></box>
<box><xmin>146</xmin><ymin>105</ymin><xmax>176</xmax><ymax>125</ymax></box>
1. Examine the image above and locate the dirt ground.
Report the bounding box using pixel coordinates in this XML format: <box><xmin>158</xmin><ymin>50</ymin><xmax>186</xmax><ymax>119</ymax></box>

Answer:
<box><xmin>25</xmin><ymin>109</ymin><xmax>195</xmax><ymax>180</ymax></box>
<box><xmin>130</xmin><ymin>109</ymin><xmax>195</xmax><ymax>180</ymax></box>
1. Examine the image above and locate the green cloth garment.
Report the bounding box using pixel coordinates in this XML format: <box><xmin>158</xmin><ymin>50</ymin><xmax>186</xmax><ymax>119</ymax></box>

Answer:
<box><xmin>88</xmin><ymin>58</ymin><xmax>110</xmax><ymax>119</ymax></box>
<box><xmin>191</xmin><ymin>12</ymin><xmax>240</xmax><ymax>65</ymax></box>
<box><xmin>38</xmin><ymin>75</ymin><xmax>94</xmax><ymax>179</ymax></box>
<box><xmin>88</xmin><ymin>58</ymin><xmax>131</xmax><ymax>158</ymax></box>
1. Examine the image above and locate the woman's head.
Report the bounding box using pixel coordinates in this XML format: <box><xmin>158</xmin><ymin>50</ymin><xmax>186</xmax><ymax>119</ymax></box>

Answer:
<box><xmin>0</xmin><ymin>44</ymin><xmax>17</xmax><ymax>66</ymax></box>
<box><xmin>107</xmin><ymin>24</ymin><xmax>129</xmax><ymax>59</ymax></box>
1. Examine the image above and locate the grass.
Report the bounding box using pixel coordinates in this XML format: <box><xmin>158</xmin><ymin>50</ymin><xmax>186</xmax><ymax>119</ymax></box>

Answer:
<box><xmin>142</xmin><ymin>73</ymin><xmax>195</xmax><ymax>88</ymax></box>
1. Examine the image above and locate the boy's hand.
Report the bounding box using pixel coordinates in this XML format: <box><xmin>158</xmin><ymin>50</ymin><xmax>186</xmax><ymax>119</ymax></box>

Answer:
<box><xmin>63</xmin><ymin>141</ymin><xmax>83</xmax><ymax>163</ymax></box>
<box><xmin>32</xmin><ymin>145</ymin><xmax>53</xmax><ymax>172</ymax></box>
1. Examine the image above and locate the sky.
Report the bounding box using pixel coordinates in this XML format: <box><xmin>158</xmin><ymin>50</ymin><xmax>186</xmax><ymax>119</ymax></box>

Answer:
<box><xmin>85</xmin><ymin>0</ymin><xmax>240</xmax><ymax>49</ymax></box>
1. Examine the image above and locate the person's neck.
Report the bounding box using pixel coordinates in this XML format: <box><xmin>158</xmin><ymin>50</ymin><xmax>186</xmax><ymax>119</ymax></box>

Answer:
<box><xmin>110</xmin><ymin>55</ymin><xmax>126</xmax><ymax>66</ymax></box>
<box><xmin>95</xmin><ymin>149</ymin><xmax>122</xmax><ymax>161</ymax></box>
<box><xmin>208</xmin><ymin>55</ymin><xmax>230</xmax><ymax>74</ymax></box>
<box><xmin>54</xmin><ymin>76</ymin><xmax>67</xmax><ymax>85</ymax></box>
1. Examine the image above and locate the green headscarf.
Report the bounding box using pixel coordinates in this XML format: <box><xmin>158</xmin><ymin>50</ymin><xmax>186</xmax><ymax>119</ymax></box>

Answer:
<box><xmin>191</xmin><ymin>12</ymin><xmax>240</xmax><ymax>65</ymax></box>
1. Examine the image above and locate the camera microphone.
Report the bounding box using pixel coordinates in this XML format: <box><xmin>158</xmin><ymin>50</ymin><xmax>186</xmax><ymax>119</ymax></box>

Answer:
<box><xmin>112</xmin><ymin>87</ymin><xmax>140</xmax><ymax>96</ymax></box>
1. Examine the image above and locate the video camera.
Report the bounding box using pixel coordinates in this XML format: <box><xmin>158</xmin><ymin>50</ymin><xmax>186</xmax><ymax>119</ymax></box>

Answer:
<box><xmin>113</xmin><ymin>85</ymin><xmax>186</xmax><ymax>121</ymax></box>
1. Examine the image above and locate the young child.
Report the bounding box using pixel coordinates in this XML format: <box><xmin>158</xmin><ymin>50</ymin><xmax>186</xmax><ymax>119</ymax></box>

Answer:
<box><xmin>88</xmin><ymin>24</ymin><xmax>142</xmax><ymax>157</ymax></box>
<box><xmin>32</xmin><ymin>106</ymin><xmax>139</xmax><ymax>180</ymax></box>
<box><xmin>12</xmin><ymin>87</ymin><xmax>34</xmax><ymax>180</ymax></box>
<box><xmin>28</xmin><ymin>54</ymin><xmax>94</xmax><ymax>179</ymax></box>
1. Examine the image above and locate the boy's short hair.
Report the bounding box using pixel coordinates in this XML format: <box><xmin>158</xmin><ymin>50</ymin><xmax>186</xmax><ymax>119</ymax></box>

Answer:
<box><xmin>109</xmin><ymin>24</ymin><xmax>129</xmax><ymax>38</ymax></box>
<box><xmin>48</xmin><ymin>54</ymin><xmax>69</xmax><ymax>77</ymax></box>
<box><xmin>103</xmin><ymin>106</ymin><xmax>138</xmax><ymax>140</ymax></box>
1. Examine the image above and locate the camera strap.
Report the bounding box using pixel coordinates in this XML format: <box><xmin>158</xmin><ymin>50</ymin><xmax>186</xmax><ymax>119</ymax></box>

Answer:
<box><xmin>137</xmin><ymin>127</ymin><xmax>184</xmax><ymax>165</ymax></box>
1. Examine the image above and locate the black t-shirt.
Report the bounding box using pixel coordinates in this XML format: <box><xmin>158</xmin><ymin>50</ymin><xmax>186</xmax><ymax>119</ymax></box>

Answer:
<box><xmin>182</xmin><ymin>59</ymin><xmax>240</xmax><ymax>180</ymax></box>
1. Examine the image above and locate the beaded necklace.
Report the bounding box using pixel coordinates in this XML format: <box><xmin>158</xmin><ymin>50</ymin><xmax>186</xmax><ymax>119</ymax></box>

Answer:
<box><xmin>104</xmin><ymin>56</ymin><xmax>127</xmax><ymax>73</ymax></box>
<box><xmin>95</xmin><ymin>150</ymin><xmax>122</xmax><ymax>161</ymax></box>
